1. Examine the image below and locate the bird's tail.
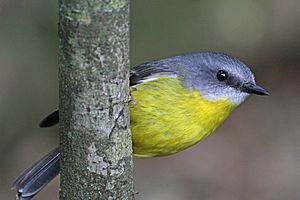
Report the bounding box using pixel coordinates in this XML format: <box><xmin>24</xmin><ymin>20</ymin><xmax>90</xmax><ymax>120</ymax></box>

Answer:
<box><xmin>12</xmin><ymin>148</ymin><xmax>60</xmax><ymax>200</ymax></box>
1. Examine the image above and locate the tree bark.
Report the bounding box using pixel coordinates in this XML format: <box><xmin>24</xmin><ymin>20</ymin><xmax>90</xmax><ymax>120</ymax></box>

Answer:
<box><xmin>58</xmin><ymin>0</ymin><xmax>133</xmax><ymax>199</ymax></box>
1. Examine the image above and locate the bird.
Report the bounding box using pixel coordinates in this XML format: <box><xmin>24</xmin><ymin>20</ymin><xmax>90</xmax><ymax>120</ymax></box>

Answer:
<box><xmin>12</xmin><ymin>52</ymin><xmax>269</xmax><ymax>200</ymax></box>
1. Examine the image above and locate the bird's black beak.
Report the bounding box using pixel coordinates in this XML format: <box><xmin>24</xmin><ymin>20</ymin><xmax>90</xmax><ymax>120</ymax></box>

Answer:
<box><xmin>241</xmin><ymin>82</ymin><xmax>270</xmax><ymax>96</ymax></box>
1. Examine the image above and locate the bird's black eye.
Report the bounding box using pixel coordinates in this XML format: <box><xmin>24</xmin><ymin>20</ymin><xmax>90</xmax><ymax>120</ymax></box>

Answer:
<box><xmin>217</xmin><ymin>70</ymin><xmax>228</xmax><ymax>81</ymax></box>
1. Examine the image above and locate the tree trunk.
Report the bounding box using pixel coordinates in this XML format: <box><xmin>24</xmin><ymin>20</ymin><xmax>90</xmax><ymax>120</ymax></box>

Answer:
<box><xmin>58</xmin><ymin>0</ymin><xmax>133</xmax><ymax>199</ymax></box>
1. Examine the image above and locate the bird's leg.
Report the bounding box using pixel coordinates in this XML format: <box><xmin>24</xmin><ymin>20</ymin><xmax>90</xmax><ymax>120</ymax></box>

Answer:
<box><xmin>129</xmin><ymin>89</ymin><xmax>138</xmax><ymax>107</ymax></box>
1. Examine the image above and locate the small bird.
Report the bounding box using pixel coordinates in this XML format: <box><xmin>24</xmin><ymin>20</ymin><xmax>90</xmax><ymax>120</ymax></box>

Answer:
<box><xmin>12</xmin><ymin>52</ymin><xmax>269</xmax><ymax>200</ymax></box>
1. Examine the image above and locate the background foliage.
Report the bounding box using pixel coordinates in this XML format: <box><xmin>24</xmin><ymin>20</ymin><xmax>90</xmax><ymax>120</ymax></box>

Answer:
<box><xmin>0</xmin><ymin>0</ymin><xmax>299</xmax><ymax>199</ymax></box>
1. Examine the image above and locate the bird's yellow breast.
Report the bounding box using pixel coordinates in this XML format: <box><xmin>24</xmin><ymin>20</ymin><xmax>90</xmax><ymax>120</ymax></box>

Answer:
<box><xmin>130</xmin><ymin>77</ymin><xmax>237</xmax><ymax>158</ymax></box>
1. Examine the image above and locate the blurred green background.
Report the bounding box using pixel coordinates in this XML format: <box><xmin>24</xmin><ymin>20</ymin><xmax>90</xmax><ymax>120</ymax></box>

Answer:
<box><xmin>1</xmin><ymin>0</ymin><xmax>300</xmax><ymax>199</ymax></box>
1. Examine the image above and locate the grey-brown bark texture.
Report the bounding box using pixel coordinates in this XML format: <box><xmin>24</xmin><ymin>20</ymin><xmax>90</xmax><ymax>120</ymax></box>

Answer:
<box><xmin>58</xmin><ymin>0</ymin><xmax>133</xmax><ymax>199</ymax></box>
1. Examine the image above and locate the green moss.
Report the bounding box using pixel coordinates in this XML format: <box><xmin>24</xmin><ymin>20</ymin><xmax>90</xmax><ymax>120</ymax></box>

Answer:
<box><xmin>90</xmin><ymin>0</ymin><xmax>127</xmax><ymax>13</ymax></box>
<box><xmin>107</xmin><ymin>0</ymin><xmax>127</xmax><ymax>11</ymax></box>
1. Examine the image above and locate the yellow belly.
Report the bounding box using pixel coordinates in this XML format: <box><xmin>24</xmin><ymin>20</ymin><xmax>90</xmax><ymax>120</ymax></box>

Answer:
<box><xmin>130</xmin><ymin>77</ymin><xmax>237</xmax><ymax>158</ymax></box>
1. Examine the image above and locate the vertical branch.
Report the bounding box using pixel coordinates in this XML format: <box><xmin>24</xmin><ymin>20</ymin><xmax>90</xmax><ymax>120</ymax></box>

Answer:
<box><xmin>58</xmin><ymin>0</ymin><xmax>133</xmax><ymax>199</ymax></box>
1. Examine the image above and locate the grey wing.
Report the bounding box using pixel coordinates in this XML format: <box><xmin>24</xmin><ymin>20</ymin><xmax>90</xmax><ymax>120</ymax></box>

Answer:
<box><xmin>39</xmin><ymin>110</ymin><xmax>59</xmax><ymax>128</ymax></box>
<box><xmin>130</xmin><ymin>61</ymin><xmax>178</xmax><ymax>86</ymax></box>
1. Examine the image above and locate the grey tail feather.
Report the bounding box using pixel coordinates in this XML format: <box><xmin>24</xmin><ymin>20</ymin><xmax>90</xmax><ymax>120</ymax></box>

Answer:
<box><xmin>12</xmin><ymin>148</ymin><xmax>60</xmax><ymax>200</ymax></box>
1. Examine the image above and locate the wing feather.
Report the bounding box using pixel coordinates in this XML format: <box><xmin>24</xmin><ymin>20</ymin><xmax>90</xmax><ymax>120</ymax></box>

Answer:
<box><xmin>130</xmin><ymin>62</ymin><xmax>178</xmax><ymax>86</ymax></box>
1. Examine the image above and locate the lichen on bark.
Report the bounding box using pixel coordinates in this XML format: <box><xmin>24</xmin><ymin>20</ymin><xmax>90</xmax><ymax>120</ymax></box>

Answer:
<box><xmin>58</xmin><ymin>0</ymin><xmax>133</xmax><ymax>199</ymax></box>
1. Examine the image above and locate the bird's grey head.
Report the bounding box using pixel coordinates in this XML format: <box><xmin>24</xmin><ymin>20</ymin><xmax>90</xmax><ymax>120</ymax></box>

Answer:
<box><xmin>167</xmin><ymin>52</ymin><xmax>269</xmax><ymax>105</ymax></box>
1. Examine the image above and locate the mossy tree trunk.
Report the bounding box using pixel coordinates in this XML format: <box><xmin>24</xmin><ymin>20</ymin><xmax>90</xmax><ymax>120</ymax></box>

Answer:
<box><xmin>58</xmin><ymin>0</ymin><xmax>133</xmax><ymax>199</ymax></box>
